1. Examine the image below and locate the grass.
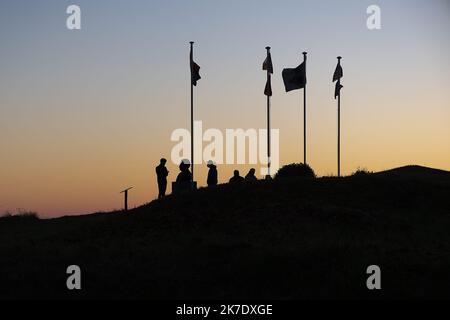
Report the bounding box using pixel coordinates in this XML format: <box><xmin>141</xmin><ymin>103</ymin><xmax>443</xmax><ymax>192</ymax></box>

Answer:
<box><xmin>0</xmin><ymin>166</ymin><xmax>449</xmax><ymax>299</ymax></box>
<box><xmin>0</xmin><ymin>210</ymin><xmax>39</xmax><ymax>221</ymax></box>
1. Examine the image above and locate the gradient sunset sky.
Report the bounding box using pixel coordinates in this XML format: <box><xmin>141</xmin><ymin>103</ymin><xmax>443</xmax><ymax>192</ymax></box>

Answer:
<box><xmin>1</xmin><ymin>0</ymin><xmax>449</xmax><ymax>218</ymax></box>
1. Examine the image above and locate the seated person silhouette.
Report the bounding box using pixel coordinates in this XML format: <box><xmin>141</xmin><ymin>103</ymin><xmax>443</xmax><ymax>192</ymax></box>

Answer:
<box><xmin>173</xmin><ymin>159</ymin><xmax>193</xmax><ymax>193</ymax></box>
<box><xmin>176</xmin><ymin>160</ymin><xmax>192</xmax><ymax>183</ymax></box>
<box><xmin>245</xmin><ymin>168</ymin><xmax>257</xmax><ymax>182</ymax></box>
<box><xmin>229</xmin><ymin>170</ymin><xmax>244</xmax><ymax>183</ymax></box>
<box><xmin>207</xmin><ymin>160</ymin><xmax>218</xmax><ymax>187</ymax></box>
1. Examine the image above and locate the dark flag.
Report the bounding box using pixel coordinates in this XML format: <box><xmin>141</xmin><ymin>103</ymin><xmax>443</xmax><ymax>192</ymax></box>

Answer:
<box><xmin>262</xmin><ymin>51</ymin><xmax>273</xmax><ymax>74</ymax></box>
<box><xmin>333</xmin><ymin>58</ymin><xmax>343</xmax><ymax>98</ymax></box>
<box><xmin>263</xmin><ymin>49</ymin><xmax>273</xmax><ymax>96</ymax></box>
<box><xmin>190</xmin><ymin>47</ymin><xmax>201</xmax><ymax>86</ymax></box>
<box><xmin>333</xmin><ymin>60</ymin><xmax>343</xmax><ymax>82</ymax></box>
<box><xmin>334</xmin><ymin>80</ymin><xmax>343</xmax><ymax>99</ymax></box>
<box><xmin>264</xmin><ymin>74</ymin><xmax>272</xmax><ymax>96</ymax></box>
<box><xmin>282</xmin><ymin>62</ymin><xmax>306</xmax><ymax>92</ymax></box>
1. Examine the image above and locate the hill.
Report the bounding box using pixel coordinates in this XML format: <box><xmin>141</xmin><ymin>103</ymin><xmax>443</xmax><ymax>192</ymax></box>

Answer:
<box><xmin>375</xmin><ymin>165</ymin><xmax>450</xmax><ymax>179</ymax></box>
<box><xmin>1</xmin><ymin>165</ymin><xmax>450</xmax><ymax>299</ymax></box>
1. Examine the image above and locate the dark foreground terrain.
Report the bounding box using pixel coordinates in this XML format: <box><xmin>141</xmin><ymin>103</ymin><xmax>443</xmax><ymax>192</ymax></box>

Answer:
<box><xmin>1</xmin><ymin>165</ymin><xmax>450</xmax><ymax>299</ymax></box>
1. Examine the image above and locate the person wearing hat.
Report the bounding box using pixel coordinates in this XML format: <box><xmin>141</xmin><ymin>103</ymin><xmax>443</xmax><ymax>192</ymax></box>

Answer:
<box><xmin>176</xmin><ymin>159</ymin><xmax>192</xmax><ymax>183</ymax></box>
<box><xmin>206</xmin><ymin>160</ymin><xmax>218</xmax><ymax>187</ymax></box>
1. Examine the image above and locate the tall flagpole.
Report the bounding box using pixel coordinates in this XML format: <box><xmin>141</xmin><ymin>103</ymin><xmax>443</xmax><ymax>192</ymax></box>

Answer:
<box><xmin>190</xmin><ymin>41</ymin><xmax>195</xmax><ymax>182</ymax></box>
<box><xmin>302</xmin><ymin>52</ymin><xmax>307</xmax><ymax>165</ymax></box>
<box><xmin>337</xmin><ymin>56</ymin><xmax>342</xmax><ymax>177</ymax></box>
<box><xmin>266</xmin><ymin>46</ymin><xmax>271</xmax><ymax>178</ymax></box>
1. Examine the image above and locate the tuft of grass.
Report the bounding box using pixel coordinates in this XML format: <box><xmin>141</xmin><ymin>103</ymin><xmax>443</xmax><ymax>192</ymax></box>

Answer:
<box><xmin>0</xmin><ymin>209</ymin><xmax>39</xmax><ymax>221</ymax></box>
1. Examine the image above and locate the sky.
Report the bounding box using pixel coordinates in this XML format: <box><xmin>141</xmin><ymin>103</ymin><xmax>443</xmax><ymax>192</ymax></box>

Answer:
<box><xmin>1</xmin><ymin>0</ymin><xmax>449</xmax><ymax>218</ymax></box>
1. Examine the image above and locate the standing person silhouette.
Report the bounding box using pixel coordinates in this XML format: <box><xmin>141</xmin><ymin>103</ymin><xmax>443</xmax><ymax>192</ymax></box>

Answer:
<box><xmin>207</xmin><ymin>161</ymin><xmax>218</xmax><ymax>187</ymax></box>
<box><xmin>156</xmin><ymin>158</ymin><xmax>169</xmax><ymax>199</ymax></box>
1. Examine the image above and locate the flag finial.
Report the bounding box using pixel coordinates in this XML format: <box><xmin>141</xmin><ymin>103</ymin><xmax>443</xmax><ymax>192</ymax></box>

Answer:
<box><xmin>337</xmin><ymin>56</ymin><xmax>342</xmax><ymax>60</ymax></box>
<box><xmin>266</xmin><ymin>46</ymin><xmax>271</xmax><ymax>51</ymax></box>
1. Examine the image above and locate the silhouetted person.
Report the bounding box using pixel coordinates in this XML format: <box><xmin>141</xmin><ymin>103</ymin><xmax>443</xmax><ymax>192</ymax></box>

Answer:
<box><xmin>176</xmin><ymin>160</ymin><xmax>192</xmax><ymax>183</ymax></box>
<box><xmin>156</xmin><ymin>158</ymin><xmax>169</xmax><ymax>199</ymax></box>
<box><xmin>245</xmin><ymin>168</ymin><xmax>257</xmax><ymax>182</ymax></box>
<box><xmin>173</xmin><ymin>160</ymin><xmax>193</xmax><ymax>194</ymax></box>
<box><xmin>207</xmin><ymin>161</ymin><xmax>218</xmax><ymax>186</ymax></box>
<box><xmin>229</xmin><ymin>170</ymin><xmax>244</xmax><ymax>183</ymax></box>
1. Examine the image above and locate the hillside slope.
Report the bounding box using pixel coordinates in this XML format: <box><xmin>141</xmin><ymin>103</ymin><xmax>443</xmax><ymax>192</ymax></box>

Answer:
<box><xmin>375</xmin><ymin>165</ymin><xmax>450</xmax><ymax>179</ymax></box>
<box><xmin>1</xmin><ymin>166</ymin><xmax>450</xmax><ymax>299</ymax></box>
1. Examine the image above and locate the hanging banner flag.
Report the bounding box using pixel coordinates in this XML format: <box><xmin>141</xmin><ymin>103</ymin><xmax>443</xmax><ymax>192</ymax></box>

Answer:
<box><xmin>335</xmin><ymin>79</ymin><xmax>343</xmax><ymax>99</ymax></box>
<box><xmin>333</xmin><ymin>58</ymin><xmax>343</xmax><ymax>98</ymax></box>
<box><xmin>333</xmin><ymin>60</ymin><xmax>343</xmax><ymax>82</ymax></box>
<box><xmin>190</xmin><ymin>45</ymin><xmax>201</xmax><ymax>86</ymax></box>
<box><xmin>282</xmin><ymin>62</ymin><xmax>306</xmax><ymax>92</ymax></box>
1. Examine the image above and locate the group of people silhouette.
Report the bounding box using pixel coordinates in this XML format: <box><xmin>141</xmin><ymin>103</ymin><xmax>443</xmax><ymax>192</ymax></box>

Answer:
<box><xmin>155</xmin><ymin>158</ymin><xmax>257</xmax><ymax>199</ymax></box>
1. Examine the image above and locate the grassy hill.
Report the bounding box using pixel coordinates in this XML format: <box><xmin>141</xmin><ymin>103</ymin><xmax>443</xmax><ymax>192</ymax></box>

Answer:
<box><xmin>1</xmin><ymin>165</ymin><xmax>450</xmax><ymax>299</ymax></box>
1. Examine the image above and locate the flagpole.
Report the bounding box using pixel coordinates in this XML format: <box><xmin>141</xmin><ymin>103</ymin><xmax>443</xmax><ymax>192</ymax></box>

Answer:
<box><xmin>337</xmin><ymin>56</ymin><xmax>342</xmax><ymax>177</ymax></box>
<box><xmin>266</xmin><ymin>46</ymin><xmax>271</xmax><ymax>178</ymax></box>
<box><xmin>302</xmin><ymin>52</ymin><xmax>307</xmax><ymax>165</ymax></box>
<box><xmin>338</xmin><ymin>87</ymin><xmax>341</xmax><ymax>177</ymax></box>
<box><xmin>190</xmin><ymin>41</ymin><xmax>195</xmax><ymax>182</ymax></box>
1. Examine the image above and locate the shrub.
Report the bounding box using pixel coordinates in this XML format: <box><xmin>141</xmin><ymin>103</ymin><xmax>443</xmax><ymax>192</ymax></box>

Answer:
<box><xmin>351</xmin><ymin>167</ymin><xmax>372</xmax><ymax>176</ymax></box>
<box><xmin>275</xmin><ymin>163</ymin><xmax>316</xmax><ymax>179</ymax></box>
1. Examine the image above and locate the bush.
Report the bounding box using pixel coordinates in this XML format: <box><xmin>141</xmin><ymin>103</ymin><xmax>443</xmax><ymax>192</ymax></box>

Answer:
<box><xmin>275</xmin><ymin>163</ymin><xmax>316</xmax><ymax>179</ymax></box>
<box><xmin>351</xmin><ymin>167</ymin><xmax>372</xmax><ymax>176</ymax></box>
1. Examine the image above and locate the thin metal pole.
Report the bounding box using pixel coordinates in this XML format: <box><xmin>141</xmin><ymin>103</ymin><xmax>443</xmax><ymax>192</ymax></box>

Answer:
<box><xmin>265</xmin><ymin>46</ymin><xmax>271</xmax><ymax>178</ymax></box>
<box><xmin>338</xmin><ymin>91</ymin><xmax>341</xmax><ymax>177</ymax></box>
<box><xmin>190</xmin><ymin>41</ymin><xmax>194</xmax><ymax>182</ymax></box>
<box><xmin>267</xmin><ymin>90</ymin><xmax>271</xmax><ymax>176</ymax></box>
<box><xmin>302</xmin><ymin>52</ymin><xmax>307</xmax><ymax>165</ymax></box>
<box><xmin>337</xmin><ymin>56</ymin><xmax>342</xmax><ymax>177</ymax></box>
<box><xmin>124</xmin><ymin>190</ymin><xmax>128</xmax><ymax>211</ymax></box>
<box><xmin>303</xmin><ymin>84</ymin><xmax>306</xmax><ymax>165</ymax></box>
